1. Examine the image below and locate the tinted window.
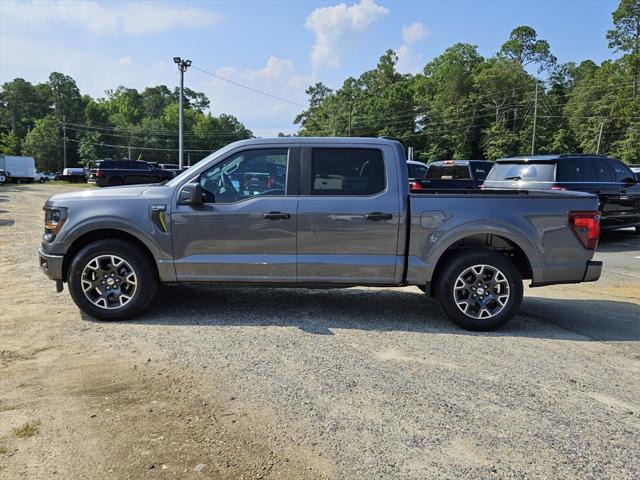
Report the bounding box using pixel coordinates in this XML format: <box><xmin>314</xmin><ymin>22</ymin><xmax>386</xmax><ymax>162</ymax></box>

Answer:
<box><xmin>470</xmin><ymin>162</ymin><xmax>490</xmax><ymax>180</ymax></box>
<box><xmin>556</xmin><ymin>160</ymin><xmax>592</xmax><ymax>181</ymax></box>
<box><xmin>485</xmin><ymin>163</ymin><xmax>556</xmax><ymax>182</ymax></box>
<box><xmin>592</xmin><ymin>161</ymin><xmax>613</xmax><ymax>182</ymax></box>
<box><xmin>407</xmin><ymin>163</ymin><xmax>428</xmax><ymax>178</ymax></box>
<box><xmin>610</xmin><ymin>160</ymin><xmax>635</xmax><ymax>182</ymax></box>
<box><xmin>426</xmin><ymin>164</ymin><xmax>470</xmax><ymax>180</ymax></box>
<box><xmin>200</xmin><ymin>148</ymin><xmax>288</xmax><ymax>203</ymax></box>
<box><xmin>311</xmin><ymin>148</ymin><xmax>385</xmax><ymax>196</ymax></box>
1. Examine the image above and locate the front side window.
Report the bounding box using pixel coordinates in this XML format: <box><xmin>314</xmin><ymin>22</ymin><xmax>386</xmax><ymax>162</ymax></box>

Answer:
<box><xmin>311</xmin><ymin>148</ymin><xmax>385</xmax><ymax>196</ymax></box>
<box><xmin>200</xmin><ymin>148</ymin><xmax>288</xmax><ymax>203</ymax></box>
<box><xmin>592</xmin><ymin>161</ymin><xmax>613</xmax><ymax>182</ymax></box>
<box><xmin>610</xmin><ymin>160</ymin><xmax>635</xmax><ymax>183</ymax></box>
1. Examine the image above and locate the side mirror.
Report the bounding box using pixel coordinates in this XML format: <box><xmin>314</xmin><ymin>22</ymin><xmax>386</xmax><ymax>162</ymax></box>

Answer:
<box><xmin>178</xmin><ymin>182</ymin><xmax>204</xmax><ymax>205</ymax></box>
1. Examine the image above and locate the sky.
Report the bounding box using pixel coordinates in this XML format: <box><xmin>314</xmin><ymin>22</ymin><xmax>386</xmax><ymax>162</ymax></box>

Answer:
<box><xmin>0</xmin><ymin>0</ymin><xmax>621</xmax><ymax>137</ymax></box>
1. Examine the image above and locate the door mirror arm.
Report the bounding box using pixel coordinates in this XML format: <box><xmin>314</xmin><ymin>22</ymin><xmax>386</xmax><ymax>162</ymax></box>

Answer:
<box><xmin>178</xmin><ymin>182</ymin><xmax>204</xmax><ymax>205</ymax></box>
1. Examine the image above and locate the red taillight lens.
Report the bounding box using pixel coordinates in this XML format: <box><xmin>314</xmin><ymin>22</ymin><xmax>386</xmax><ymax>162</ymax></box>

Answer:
<box><xmin>267</xmin><ymin>175</ymin><xmax>275</xmax><ymax>188</ymax></box>
<box><xmin>550</xmin><ymin>184</ymin><xmax>565</xmax><ymax>190</ymax></box>
<box><xmin>568</xmin><ymin>211</ymin><xmax>600</xmax><ymax>250</ymax></box>
<box><xmin>410</xmin><ymin>181</ymin><xmax>422</xmax><ymax>190</ymax></box>
<box><xmin>96</xmin><ymin>169</ymin><xmax>103</xmax><ymax>177</ymax></box>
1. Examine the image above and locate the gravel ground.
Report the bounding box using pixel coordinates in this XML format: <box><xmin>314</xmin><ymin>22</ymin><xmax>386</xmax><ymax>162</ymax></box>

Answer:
<box><xmin>1</xmin><ymin>183</ymin><xmax>639</xmax><ymax>479</ymax></box>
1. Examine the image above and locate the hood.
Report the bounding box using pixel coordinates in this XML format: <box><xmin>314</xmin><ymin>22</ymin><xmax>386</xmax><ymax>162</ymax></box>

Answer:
<box><xmin>47</xmin><ymin>184</ymin><xmax>153</xmax><ymax>204</ymax></box>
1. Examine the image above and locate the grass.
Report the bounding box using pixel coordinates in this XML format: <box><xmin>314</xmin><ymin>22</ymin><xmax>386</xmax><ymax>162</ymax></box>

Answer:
<box><xmin>0</xmin><ymin>445</ymin><xmax>7</xmax><ymax>454</ymax></box>
<box><xmin>13</xmin><ymin>420</ymin><xmax>41</xmax><ymax>438</ymax></box>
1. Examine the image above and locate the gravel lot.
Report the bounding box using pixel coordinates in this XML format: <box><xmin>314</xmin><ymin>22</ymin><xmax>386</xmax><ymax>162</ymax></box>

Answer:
<box><xmin>1</xmin><ymin>183</ymin><xmax>639</xmax><ymax>479</ymax></box>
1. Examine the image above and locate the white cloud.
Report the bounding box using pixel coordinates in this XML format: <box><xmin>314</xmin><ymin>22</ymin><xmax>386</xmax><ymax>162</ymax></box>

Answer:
<box><xmin>198</xmin><ymin>55</ymin><xmax>314</xmax><ymax>136</ymax></box>
<box><xmin>305</xmin><ymin>0</ymin><xmax>389</xmax><ymax>71</ymax></box>
<box><xmin>0</xmin><ymin>0</ymin><xmax>221</xmax><ymax>36</ymax></box>
<box><xmin>396</xmin><ymin>21</ymin><xmax>429</xmax><ymax>74</ymax></box>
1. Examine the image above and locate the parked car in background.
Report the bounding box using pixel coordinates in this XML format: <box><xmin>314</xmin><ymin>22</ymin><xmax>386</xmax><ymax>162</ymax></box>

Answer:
<box><xmin>410</xmin><ymin>160</ymin><xmax>491</xmax><ymax>190</ymax></box>
<box><xmin>630</xmin><ymin>165</ymin><xmax>640</xmax><ymax>182</ymax></box>
<box><xmin>483</xmin><ymin>154</ymin><xmax>640</xmax><ymax>232</ymax></box>
<box><xmin>86</xmin><ymin>159</ymin><xmax>175</xmax><ymax>187</ymax></box>
<box><xmin>35</xmin><ymin>171</ymin><xmax>56</xmax><ymax>183</ymax></box>
<box><xmin>0</xmin><ymin>154</ymin><xmax>36</xmax><ymax>183</ymax></box>
<box><xmin>158</xmin><ymin>163</ymin><xmax>182</xmax><ymax>177</ymax></box>
<box><xmin>40</xmin><ymin>137</ymin><xmax>602</xmax><ymax>331</ymax></box>
<box><xmin>407</xmin><ymin>160</ymin><xmax>428</xmax><ymax>180</ymax></box>
<box><xmin>62</xmin><ymin>168</ymin><xmax>87</xmax><ymax>183</ymax></box>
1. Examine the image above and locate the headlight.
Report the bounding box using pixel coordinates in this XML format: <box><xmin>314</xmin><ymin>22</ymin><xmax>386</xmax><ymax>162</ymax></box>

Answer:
<box><xmin>43</xmin><ymin>207</ymin><xmax>67</xmax><ymax>242</ymax></box>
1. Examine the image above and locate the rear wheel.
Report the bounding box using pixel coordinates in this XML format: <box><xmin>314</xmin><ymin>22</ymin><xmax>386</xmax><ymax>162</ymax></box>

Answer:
<box><xmin>436</xmin><ymin>251</ymin><xmax>523</xmax><ymax>331</ymax></box>
<box><xmin>68</xmin><ymin>239</ymin><xmax>157</xmax><ymax>321</ymax></box>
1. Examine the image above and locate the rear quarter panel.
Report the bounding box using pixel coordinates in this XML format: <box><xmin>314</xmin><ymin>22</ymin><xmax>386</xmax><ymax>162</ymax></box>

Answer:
<box><xmin>406</xmin><ymin>192</ymin><xmax>600</xmax><ymax>286</ymax></box>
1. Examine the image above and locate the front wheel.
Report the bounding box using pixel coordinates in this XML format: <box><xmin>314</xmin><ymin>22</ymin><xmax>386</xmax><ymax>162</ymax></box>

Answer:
<box><xmin>436</xmin><ymin>251</ymin><xmax>523</xmax><ymax>331</ymax></box>
<box><xmin>68</xmin><ymin>239</ymin><xmax>158</xmax><ymax>321</ymax></box>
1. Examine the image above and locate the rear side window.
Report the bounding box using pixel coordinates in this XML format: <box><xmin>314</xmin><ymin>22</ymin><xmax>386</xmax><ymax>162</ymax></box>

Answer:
<box><xmin>556</xmin><ymin>160</ymin><xmax>592</xmax><ymax>181</ymax></box>
<box><xmin>408</xmin><ymin>163</ymin><xmax>428</xmax><ymax>178</ymax></box>
<box><xmin>311</xmin><ymin>148</ymin><xmax>385</xmax><ymax>196</ymax></box>
<box><xmin>485</xmin><ymin>163</ymin><xmax>556</xmax><ymax>182</ymax></box>
<box><xmin>426</xmin><ymin>165</ymin><xmax>470</xmax><ymax>179</ymax></box>
<box><xmin>592</xmin><ymin>161</ymin><xmax>613</xmax><ymax>182</ymax></box>
<box><xmin>470</xmin><ymin>162</ymin><xmax>490</xmax><ymax>180</ymax></box>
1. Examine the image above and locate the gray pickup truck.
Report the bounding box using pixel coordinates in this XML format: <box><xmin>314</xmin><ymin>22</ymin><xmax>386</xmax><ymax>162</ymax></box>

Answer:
<box><xmin>39</xmin><ymin>138</ymin><xmax>602</xmax><ymax>330</ymax></box>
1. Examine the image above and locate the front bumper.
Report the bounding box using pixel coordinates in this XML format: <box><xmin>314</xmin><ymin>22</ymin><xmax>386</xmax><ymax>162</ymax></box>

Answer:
<box><xmin>583</xmin><ymin>260</ymin><xmax>602</xmax><ymax>283</ymax></box>
<box><xmin>39</xmin><ymin>248</ymin><xmax>64</xmax><ymax>281</ymax></box>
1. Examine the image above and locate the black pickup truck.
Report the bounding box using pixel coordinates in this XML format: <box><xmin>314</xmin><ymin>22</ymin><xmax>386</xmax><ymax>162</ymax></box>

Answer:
<box><xmin>410</xmin><ymin>160</ymin><xmax>491</xmax><ymax>190</ymax></box>
<box><xmin>87</xmin><ymin>160</ymin><xmax>175</xmax><ymax>187</ymax></box>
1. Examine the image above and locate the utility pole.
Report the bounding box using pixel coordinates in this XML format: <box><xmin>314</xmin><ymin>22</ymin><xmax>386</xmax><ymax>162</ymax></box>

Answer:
<box><xmin>531</xmin><ymin>83</ymin><xmax>538</xmax><ymax>155</ymax></box>
<box><xmin>62</xmin><ymin>114</ymin><xmax>67</xmax><ymax>170</ymax></box>
<box><xmin>347</xmin><ymin>99</ymin><xmax>354</xmax><ymax>136</ymax></box>
<box><xmin>173</xmin><ymin>57</ymin><xmax>192</xmax><ymax>169</ymax></box>
<box><xmin>596</xmin><ymin>122</ymin><xmax>604</xmax><ymax>154</ymax></box>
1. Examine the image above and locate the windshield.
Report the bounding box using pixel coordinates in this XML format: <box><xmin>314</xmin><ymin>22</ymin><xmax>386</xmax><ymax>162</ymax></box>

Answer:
<box><xmin>485</xmin><ymin>162</ymin><xmax>556</xmax><ymax>182</ymax></box>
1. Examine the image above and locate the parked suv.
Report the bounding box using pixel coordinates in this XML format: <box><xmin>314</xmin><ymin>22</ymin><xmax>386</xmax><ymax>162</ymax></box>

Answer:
<box><xmin>411</xmin><ymin>160</ymin><xmax>491</xmax><ymax>190</ymax></box>
<box><xmin>483</xmin><ymin>154</ymin><xmax>640</xmax><ymax>232</ymax></box>
<box><xmin>87</xmin><ymin>160</ymin><xmax>174</xmax><ymax>187</ymax></box>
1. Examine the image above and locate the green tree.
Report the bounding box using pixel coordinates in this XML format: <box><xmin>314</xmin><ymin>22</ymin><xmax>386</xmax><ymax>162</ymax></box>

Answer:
<box><xmin>607</xmin><ymin>0</ymin><xmax>640</xmax><ymax>97</ymax></box>
<box><xmin>499</xmin><ymin>26</ymin><xmax>557</xmax><ymax>72</ymax></box>
<box><xmin>0</xmin><ymin>131</ymin><xmax>21</xmax><ymax>155</ymax></box>
<box><xmin>22</xmin><ymin>115</ymin><xmax>62</xmax><ymax>171</ymax></box>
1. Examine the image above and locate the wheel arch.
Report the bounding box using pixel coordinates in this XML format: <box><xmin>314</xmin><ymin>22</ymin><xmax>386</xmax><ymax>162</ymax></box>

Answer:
<box><xmin>427</xmin><ymin>233</ymin><xmax>533</xmax><ymax>297</ymax></box>
<box><xmin>62</xmin><ymin>228</ymin><xmax>158</xmax><ymax>282</ymax></box>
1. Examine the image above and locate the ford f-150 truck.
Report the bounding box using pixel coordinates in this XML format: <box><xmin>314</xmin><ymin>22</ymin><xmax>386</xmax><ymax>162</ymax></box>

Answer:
<box><xmin>39</xmin><ymin>138</ymin><xmax>602</xmax><ymax>330</ymax></box>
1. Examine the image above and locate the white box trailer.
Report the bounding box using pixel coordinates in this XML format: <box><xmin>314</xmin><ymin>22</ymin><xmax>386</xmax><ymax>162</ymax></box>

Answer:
<box><xmin>0</xmin><ymin>155</ymin><xmax>36</xmax><ymax>182</ymax></box>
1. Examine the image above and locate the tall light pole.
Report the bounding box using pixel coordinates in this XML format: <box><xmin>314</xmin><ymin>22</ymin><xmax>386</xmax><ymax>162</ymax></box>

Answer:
<box><xmin>173</xmin><ymin>57</ymin><xmax>191</xmax><ymax>169</ymax></box>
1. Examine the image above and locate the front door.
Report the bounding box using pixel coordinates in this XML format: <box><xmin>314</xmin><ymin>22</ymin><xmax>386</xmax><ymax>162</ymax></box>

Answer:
<box><xmin>296</xmin><ymin>145</ymin><xmax>402</xmax><ymax>285</ymax></box>
<box><xmin>590</xmin><ymin>159</ymin><xmax>620</xmax><ymax>226</ymax></box>
<box><xmin>609</xmin><ymin>159</ymin><xmax>640</xmax><ymax>226</ymax></box>
<box><xmin>171</xmin><ymin>147</ymin><xmax>299</xmax><ymax>282</ymax></box>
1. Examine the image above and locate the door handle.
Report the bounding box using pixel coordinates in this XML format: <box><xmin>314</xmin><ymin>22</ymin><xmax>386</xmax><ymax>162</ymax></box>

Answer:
<box><xmin>263</xmin><ymin>211</ymin><xmax>291</xmax><ymax>220</ymax></box>
<box><xmin>364</xmin><ymin>212</ymin><xmax>393</xmax><ymax>221</ymax></box>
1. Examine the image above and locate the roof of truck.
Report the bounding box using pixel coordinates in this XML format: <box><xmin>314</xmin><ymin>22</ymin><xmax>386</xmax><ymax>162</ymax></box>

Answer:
<box><xmin>229</xmin><ymin>137</ymin><xmax>403</xmax><ymax>147</ymax></box>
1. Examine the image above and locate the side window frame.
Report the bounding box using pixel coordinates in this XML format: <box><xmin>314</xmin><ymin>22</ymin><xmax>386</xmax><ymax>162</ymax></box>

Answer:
<box><xmin>197</xmin><ymin>146</ymin><xmax>297</xmax><ymax>205</ymax></box>
<box><xmin>609</xmin><ymin>159</ymin><xmax>635</xmax><ymax>183</ymax></box>
<box><xmin>300</xmin><ymin>146</ymin><xmax>387</xmax><ymax>197</ymax></box>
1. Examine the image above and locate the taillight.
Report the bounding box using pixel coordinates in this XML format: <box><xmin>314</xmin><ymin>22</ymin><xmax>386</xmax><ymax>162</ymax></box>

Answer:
<box><xmin>267</xmin><ymin>175</ymin><xmax>275</xmax><ymax>188</ymax></box>
<box><xmin>410</xmin><ymin>181</ymin><xmax>422</xmax><ymax>190</ymax></box>
<box><xmin>96</xmin><ymin>169</ymin><xmax>103</xmax><ymax>177</ymax></box>
<box><xmin>479</xmin><ymin>184</ymin><xmax>485</xmax><ymax>190</ymax></box>
<box><xmin>550</xmin><ymin>184</ymin><xmax>565</xmax><ymax>190</ymax></box>
<box><xmin>568</xmin><ymin>211</ymin><xmax>600</xmax><ymax>250</ymax></box>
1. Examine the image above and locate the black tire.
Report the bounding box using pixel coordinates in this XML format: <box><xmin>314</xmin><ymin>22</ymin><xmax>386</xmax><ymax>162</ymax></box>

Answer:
<box><xmin>109</xmin><ymin>177</ymin><xmax>124</xmax><ymax>186</ymax></box>
<box><xmin>39</xmin><ymin>178</ymin><xmax>45</xmax><ymax>183</ymax></box>
<box><xmin>67</xmin><ymin>239</ymin><xmax>158</xmax><ymax>321</ymax></box>
<box><xmin>436</xmin><ymin>250</ymin><xmax>523</xmax><ymax>331</ymax></box>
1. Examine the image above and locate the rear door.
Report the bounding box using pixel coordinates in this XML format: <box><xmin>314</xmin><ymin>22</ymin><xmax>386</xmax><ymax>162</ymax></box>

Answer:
<box><xmin>297</xmin><ymin>144</ymin><xmax>401</xmax><ymax>285</ymax></box>
<box><xmin>590</xmin><ymin>159</ymin><xmax>620</xmax><ymax>224</ymax></box>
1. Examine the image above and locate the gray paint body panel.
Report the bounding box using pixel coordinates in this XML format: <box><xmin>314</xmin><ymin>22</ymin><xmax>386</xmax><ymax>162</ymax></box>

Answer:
<box><xmin>41</xmin><ymin>137</ymin><xmax>599</xmax><ymax>289</ymax></box>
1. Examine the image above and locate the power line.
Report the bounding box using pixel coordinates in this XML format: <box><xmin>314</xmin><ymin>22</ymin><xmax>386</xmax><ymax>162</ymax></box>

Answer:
<box><xmin>65</xmin><ymin>137</ymin><xmax>212</xmax><ymax>153</ymax></box>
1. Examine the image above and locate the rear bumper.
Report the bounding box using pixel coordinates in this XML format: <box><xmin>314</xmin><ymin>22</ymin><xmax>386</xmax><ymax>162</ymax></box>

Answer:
<box><xmin>39</xmin><ymin>248</ymin><xmax>64</xmax><ymax>281</ymax></box>
<box><xmin>531</xmin><ymin>259</ymin><xmax>602</xmax><ymax>287</ymax></box>
<box><xmin>583</xmin><ymin>260</ymin><xmax>602</xmax><ymax>283</ymax></box>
